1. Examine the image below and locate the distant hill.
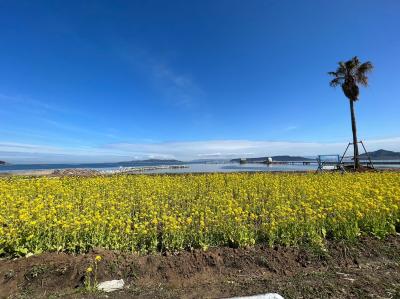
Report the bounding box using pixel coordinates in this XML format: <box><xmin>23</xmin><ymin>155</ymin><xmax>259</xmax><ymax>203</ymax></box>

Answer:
<box><xmin>0</xmin><ymin>161</ymin><xmax>6</xmax><ymax>165</ymax></box>
<box><xmin>128</xmin><ymin>159</ymin><xmax>182</xmax><ymax>163</ymax></box>
<box><xmin>359</xmin><ymin>149</ymin><xmax>400</xmax><ymax>160</ymax></box>
<box><xmin>231</xmin><ymin>155</ymin><xmax>315</xmax><ymax>163</ymax></box>
<box><xmin>190</xmin><ymin>159</ymin><xmax>229</xmax><ymax>163</ymax></box>
<box><xmin>270</xmin><ymin>155</ymin><xmax>315</xmax><ymax>162</ymax></box>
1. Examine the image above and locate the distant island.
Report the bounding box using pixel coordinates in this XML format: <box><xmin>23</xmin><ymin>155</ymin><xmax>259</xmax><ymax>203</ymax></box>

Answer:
<box><xmin>0</xmin><ymin>160</ymin><xmax>7</xmax><ymax>165</ymax></box>
<box><xmin>359</xmin><ymin>149</ymin><xmax>400</xmax><ymax>160</ymax></box>
<box><xmin>229</xmin><ymin>149</ymin><xmax>400</xmax><ymax>163</ymax></box>
<box><xmin>127</xmin><ymin>159</ymin><xmax>183</xmax><ymax>163</ymax></box>
<box><xmin>231</xmin><ymin>155</ymin><xmax>315</xmax><ymax>163</ymax></box>
<box><xmin>190</xmin><ymin>159</ymin><xmax>229</xmax><ymax>163</ymax></box>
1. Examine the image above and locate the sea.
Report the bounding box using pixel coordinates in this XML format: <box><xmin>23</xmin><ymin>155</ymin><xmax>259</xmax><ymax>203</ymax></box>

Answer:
<box><xmin>1</xmin><ymin>160</ymin><xmax>400</xmax><ymax>174</ymax></box>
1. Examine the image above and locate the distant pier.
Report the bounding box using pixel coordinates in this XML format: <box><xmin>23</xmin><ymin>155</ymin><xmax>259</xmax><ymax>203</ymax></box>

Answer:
<box><xmin>241</xmin><ymin>160</ymin><xmax>400</xmax><ymax>166</ymax></box>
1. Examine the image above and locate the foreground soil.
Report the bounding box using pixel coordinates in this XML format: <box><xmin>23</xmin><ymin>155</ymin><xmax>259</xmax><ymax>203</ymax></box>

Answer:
<box><xmin>1</xmin><ymin>236</ymin><xmax>400</xmax><ymax>299</ymax></box>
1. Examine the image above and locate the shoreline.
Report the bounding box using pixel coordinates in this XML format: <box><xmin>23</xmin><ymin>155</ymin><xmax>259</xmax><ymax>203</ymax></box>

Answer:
<box><xmin>1</xmin><ymin>167</ymin><xmax>400</xmax><ymax>177</ymax></box>
<box><xmin>0</xmin><ymin>165</ymin><xmax>189</xmax><ymax>177</ymax></box>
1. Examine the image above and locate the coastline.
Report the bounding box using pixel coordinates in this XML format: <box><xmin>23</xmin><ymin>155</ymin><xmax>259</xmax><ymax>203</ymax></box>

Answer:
<box><xmin>1</xmin><ymin>166</ymin><xmax>399</xmax><ymax>178</ymax></box>
<box><xmin>0</xmin><ymin>165</ymin><xmax>189</xmax><ymax>177</ymax></box>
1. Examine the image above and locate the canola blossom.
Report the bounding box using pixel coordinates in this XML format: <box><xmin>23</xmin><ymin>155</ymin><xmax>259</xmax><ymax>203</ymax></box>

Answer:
<box><xmin>0</xmin><ymin>172</ymin><xmax>399</xmax><ymax>255</ymax></box>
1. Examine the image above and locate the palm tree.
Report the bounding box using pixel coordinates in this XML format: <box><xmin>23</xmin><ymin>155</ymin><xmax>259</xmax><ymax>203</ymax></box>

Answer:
<box><xmin>328</xmin><ymin>56</ymin><xmax>373</xmax><ymax>169</ymax></box>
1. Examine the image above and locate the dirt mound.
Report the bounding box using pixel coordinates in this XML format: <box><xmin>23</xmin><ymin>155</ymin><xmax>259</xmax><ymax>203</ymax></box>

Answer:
<box><xmin>51</xmin><ymin>169</ymin><xmax>101</xmax><ymax>177</ymax></box>
<box><xmin>1</xmin><ymin>236</ymin><xmax>400</xmax><ymax>298</ymax></box>
<box><xmin>343</xmin><ymin>165</ymin><xmax>376</xmax><ymax>172</ymax></box>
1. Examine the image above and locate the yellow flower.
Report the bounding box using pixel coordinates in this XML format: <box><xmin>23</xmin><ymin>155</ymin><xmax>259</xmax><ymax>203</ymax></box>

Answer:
<box><xmin>86</xmin><ymin>267</ymin><xmax>93</xmax><ymax>273</ymax></box>
<box><xmin>1</xmin><ymin>172</ymin><xmax>399</xmax><ymax>254</ymax></box>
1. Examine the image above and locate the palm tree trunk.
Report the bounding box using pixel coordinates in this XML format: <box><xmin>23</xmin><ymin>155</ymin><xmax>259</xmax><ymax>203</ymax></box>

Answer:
<box><xmin>349</xmin><ymin>99</ymin><xmax>360</xmax><ymax>169</ymax></box>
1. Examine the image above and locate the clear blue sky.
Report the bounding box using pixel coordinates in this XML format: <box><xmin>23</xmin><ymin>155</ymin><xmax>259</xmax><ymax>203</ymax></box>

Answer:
<box><xmin>1</xmin><ymin>0</ymin><xmax>400</xmax><ymax>163</ymax></box>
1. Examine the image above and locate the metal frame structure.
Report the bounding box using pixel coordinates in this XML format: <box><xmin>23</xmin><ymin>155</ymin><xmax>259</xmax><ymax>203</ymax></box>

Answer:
<box><xmin>316</xmin><ymin>154</ymin><xmax>345</xmax><ymax>172</ymax></box>
<box><xmin>339</xmin><ymin>140</ymin><xmax>375</xmax><ymax>170</ymax></box>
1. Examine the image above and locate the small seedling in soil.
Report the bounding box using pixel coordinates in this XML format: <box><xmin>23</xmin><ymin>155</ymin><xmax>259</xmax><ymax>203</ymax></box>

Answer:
<box><xmin>55</xmin><ymin>265</ymin><xmax>68</xmax><ymax>275</ymax></box>
<box><xmin>127</xmin><ymin>264</ymin><xmax>138</xmax><ymax>279</ymax></box>
<box><xmin>25</xmin><ymin>265</ymin><xmax>47</xmax><ymax>280</ymax></box>
<box><xmin>84</xmin><ymin>255</ymin><xmax>102</xmax><ymax>292</ymax></box>
<box><xmin>4</xmin><ymin>269</ymin><xmax>15</xmax><ymax>281</ymax></box>
<box><xmin>108</xmin><ymin>261</ymin><xmax>118</xmax><ymax>274</ymax></box>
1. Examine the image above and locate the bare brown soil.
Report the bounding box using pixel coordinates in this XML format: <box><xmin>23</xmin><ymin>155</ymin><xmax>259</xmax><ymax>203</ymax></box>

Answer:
<box><xmin>342</xmin><ymin>165</ymin><xmax>377</xmax><ymax>172</ymax></box>
<box><xmin>1</xmin><ymin>236</ymin><xmax>400</xmax><ymax>299</ymax></box>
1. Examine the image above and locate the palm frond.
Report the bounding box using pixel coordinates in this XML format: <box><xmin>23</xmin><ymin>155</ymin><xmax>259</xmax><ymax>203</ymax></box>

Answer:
<box><xmin>345</xmin><ymin>59</ymin><xmax>354</xmax><ymax>71</ymax></box>
<box><xmin>329</xmin><ymin>62</ymin><xmax>346</xmax><ymax>77</ymax></box>
<box><xmin>344</xmin><ymin>57</ymin><xmax>361</xmax><ymax>77</ymax></box>
<box><xmin>329</xmin><ymin>77</ymin><xmax>344</xmax><ymax>87</ymax></box>
<box><xmin>356</xmin><ymin>73</ymin><xmax>369</xmax><ymax>86</ymax></box>
<box><xmin>329</xmin><ymin>57</ymin><xmax>373</xmax><ymax>91</ymax></box>
<box><xmin>358</xmin><ymin>61</ymin><xmax>373</xmax><ymax>74</ymax></box>
<box><xmin>335</xmin><ymin>62</ymin><xmax>346</xmax><ymax>75</ymax></box>
<box><xmin>356</xmin><ymin>62</ymin><xmax>373</xmax><ymax>86</ymax></box>
<box><xmin>352</xmin><ymin>56</ymin><xmax>361</xmax><ymax>67</ymax></box>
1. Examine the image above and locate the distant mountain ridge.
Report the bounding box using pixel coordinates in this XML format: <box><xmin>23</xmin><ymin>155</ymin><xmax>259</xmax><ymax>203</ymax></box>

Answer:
<box><xmin>229</xmin><ymin>149</ymin><xmax>400</xmax><ymax>163</ymax></box>
<box><xmin>231</xmin><ymin>155</ymin><xmax>315</xmax><ymax>163</ymax></box>
<box><xmin>127</xmin><ymin>159</ymin><xmax>183</xmax><ymax>163</ymax></box>
<box><xmin>359</xmin><ymin>149</ymin><xmax>400</xmax><ymax>160</ymax></box>
<box><xmin>190</xmin><ymin>159</ymin><xmax>229</xmax><ymax>163</ymax></box>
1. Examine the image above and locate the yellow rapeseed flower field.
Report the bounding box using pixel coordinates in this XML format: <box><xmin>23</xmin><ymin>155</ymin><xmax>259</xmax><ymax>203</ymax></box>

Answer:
<box><xmin>0</xmin><ymin>172</ymin><xmax>399</xmax><ymax>255</ymax></box>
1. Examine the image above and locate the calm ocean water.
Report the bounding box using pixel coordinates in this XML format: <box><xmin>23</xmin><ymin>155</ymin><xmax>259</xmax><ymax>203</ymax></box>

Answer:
<box><xmin>1</xmin><ymin>160</ymin><xmax>399</xmax><ymax>174</ymax></box>
<box><xmin>0</xmin><ymin>161</ymin><xmax>184</xmax><ymax>172</ymax></box>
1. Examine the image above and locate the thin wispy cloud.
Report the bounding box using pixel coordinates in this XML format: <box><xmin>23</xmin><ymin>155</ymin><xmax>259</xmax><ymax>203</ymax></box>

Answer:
<box><xmin>116</xmin><ymin>46</ymin><xmax>204</xmax><ymax>108</ymax></box>
<box><xmin>0</xmin><ymin>93</ymin><xmax>73</xmax><ymax>115</ymax></box>
<box><xmin>1</xmin><ymin>93</ymin><xmax>124</xmax><ymax>144</ymax></box>
<box><xmin>38</xmin><ymin>118</ymin><xmax>121</xmax><ymax>140</ymax></box>
<box><xmin>0</xmin><ymin>142</ymin><xmax>132</xmax><ymax>164</ymax></box>
<box><xmin>152</xmin><ymin>63</ymin><xmax>203</xmax><ymax>107</ymax></box>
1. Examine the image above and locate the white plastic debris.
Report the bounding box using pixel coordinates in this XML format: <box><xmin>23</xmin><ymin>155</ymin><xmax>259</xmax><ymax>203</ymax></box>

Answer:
<box><xmin>97</xmin><ymin>279</ymin><xmax>125</xmax><ymax>292</ymax></box>
<box><xmin>228</xmin><ymin>294</ymin><xmax>284</xmax><ymax>299</ymax></box>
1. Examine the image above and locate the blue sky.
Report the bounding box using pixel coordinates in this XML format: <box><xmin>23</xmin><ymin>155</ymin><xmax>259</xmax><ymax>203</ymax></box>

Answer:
<box><xmin>1</xmin><ymin>0</ymin><xmax>400</xmax><ymax>163</ymax></box>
